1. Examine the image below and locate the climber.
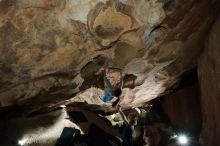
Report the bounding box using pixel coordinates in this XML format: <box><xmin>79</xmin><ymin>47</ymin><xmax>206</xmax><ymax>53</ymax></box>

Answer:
<box><xmin>117</xmin><ymin>105</ymin><xmax>138</xmax><ymax>146</ymax></box>
<box><xmin>96</xmin><ymin>67</ymin><xmax>124</xmax><ymax>107</ymax></box>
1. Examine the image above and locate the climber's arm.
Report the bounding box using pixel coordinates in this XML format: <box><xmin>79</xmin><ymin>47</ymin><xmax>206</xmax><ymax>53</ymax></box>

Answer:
<box><xmin>117</xmin><ymin>105</ymin><xmax>129</xmax><ymax>125</ymax></box>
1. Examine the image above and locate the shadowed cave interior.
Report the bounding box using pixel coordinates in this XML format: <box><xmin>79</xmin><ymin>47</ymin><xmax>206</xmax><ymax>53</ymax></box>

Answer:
<box><xmin>0</xmin><ymin>0</ymin><xmax>220</xmax><ymax>146</ymax></box>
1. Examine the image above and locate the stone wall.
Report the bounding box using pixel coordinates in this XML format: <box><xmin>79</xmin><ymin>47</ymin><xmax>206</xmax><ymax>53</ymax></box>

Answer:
<box><xmin>198</xmin><ymin>13</ymin><xmax>220</xmax><ymax>146</ymax></box>
<box><xmin>162</xmin><ymin>83</ymin><xmax>202</xmax><ymax>135</ymax></box>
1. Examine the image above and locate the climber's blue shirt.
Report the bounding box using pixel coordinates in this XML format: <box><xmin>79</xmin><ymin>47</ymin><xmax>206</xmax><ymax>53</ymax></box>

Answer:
<box><xmin>102</xmin><ymin>75</ymin><xmax>123</xmax><ymax>103</ymax></box>
<box><xmin>102</xmin><ymin>95</ymin><xmax>114</xmax><ymax>103</ymax></box>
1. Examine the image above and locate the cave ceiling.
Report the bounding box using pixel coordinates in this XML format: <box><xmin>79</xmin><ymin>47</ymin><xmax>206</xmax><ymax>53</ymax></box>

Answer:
<box><xmin>0</xmin><ymin>0</ymin><xmax>218</xmax><ymax>117</ymax></box>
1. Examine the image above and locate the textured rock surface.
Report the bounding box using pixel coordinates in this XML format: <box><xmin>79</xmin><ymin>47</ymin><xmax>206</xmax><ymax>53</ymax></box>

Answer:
<box><xmin>162</xmin><ymin>83</ymin><xmax>202</xmax><ymax>134</ymax></box>
<box><xmin>198</xmin><ymin>14</ymin><xmax>220</xmax><ymax>146</ymax></box>
<box><xmin>0</xmin><ymin>0</ymin><xmax>219</xmax><ymax>114</ymax></box>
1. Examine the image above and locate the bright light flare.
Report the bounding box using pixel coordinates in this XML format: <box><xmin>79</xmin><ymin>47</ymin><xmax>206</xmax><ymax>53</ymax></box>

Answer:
<box><xmin>18</xmin><ymin>139</ymin><xmax>26</xmax><ymax>145</ymax></box>
<box><xmin>178</xmin><ymin>135</ymin><xmax>188</xmax><ymax>145</ymax></box>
